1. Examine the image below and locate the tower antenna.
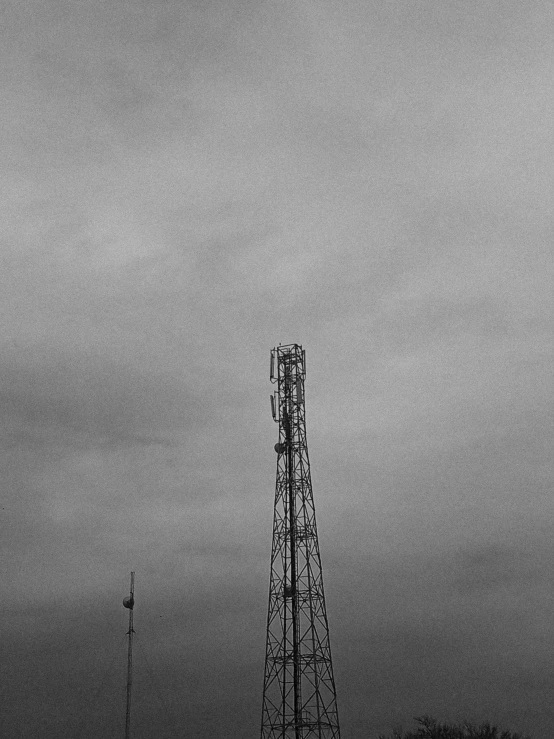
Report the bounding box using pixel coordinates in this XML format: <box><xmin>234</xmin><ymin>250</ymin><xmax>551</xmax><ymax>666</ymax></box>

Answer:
<box><xmin>261</xmin><ymin>344</ymin><xmax>340</xmax><ymax>739</ymax></box>
<box><xmin>123</xmin><ymin>572</ymin><xmax>135</xmax><ymax>739</ymax></box>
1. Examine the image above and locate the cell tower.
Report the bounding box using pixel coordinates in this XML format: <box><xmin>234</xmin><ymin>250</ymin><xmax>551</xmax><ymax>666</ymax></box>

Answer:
<box><xmin>123</xmin><ymin>572</ymin><xmax>135</xmax><ymax>739</ymax></box>
<box><xmin>261</xmin><ymin>344</ymin><xmax>340</xmax><ymax>739</ymax></box>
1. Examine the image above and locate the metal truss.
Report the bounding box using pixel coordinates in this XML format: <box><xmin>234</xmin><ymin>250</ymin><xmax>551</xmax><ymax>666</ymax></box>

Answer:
<box><xmin>261</xmin><ymin>344</ymin><xmax>340</xmax><ymax>739</ymax></box>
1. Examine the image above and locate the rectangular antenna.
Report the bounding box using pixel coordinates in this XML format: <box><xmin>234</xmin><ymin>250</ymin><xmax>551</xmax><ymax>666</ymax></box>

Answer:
<box><xmin>270</xmin><ymin>393</ymin><xmax>278</xmax><ymax>422</ymax></box>
<box><xmin>270</xmin><ymin>350</ymin><xmax>276</xmax><ymax>382</ymax></box>
<box><xmin>296</xmin><ymin>377</ymin><xmax>303</xmax><ymax>406</ymax></box>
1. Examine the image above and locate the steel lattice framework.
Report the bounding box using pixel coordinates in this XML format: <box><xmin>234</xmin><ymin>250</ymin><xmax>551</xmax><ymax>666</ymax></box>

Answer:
<box><xmin>261</xmin><ymin>344</ymin><xmax>340</xmax><ymax>739</ymax></box>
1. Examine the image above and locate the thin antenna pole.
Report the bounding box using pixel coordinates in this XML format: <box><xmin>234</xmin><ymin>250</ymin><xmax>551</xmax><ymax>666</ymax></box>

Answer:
<box><xmin>123</xmin><ymin>572</ymin><xmax>135</xmax><ymax>739</ymax></box>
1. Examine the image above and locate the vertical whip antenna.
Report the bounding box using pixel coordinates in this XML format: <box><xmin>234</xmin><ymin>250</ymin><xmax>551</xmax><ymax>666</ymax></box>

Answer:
<box><xmin>123</xmin><ymin>572</ymin><xmax>135</xmax><ymax>739</ymax></box>
<box><xmin>261</xmin><ymin>345</ymin><xmax>340</xmax><ymax>739</ymax></box>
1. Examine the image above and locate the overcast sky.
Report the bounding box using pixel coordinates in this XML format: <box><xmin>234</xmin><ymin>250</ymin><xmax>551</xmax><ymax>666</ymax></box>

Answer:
<box><xmin>1</xmin><ymin>1</ymin><xmax>553</xmax><ymax>738</ymax></box>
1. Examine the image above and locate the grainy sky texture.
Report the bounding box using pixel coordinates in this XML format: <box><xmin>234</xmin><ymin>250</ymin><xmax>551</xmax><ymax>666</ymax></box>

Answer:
<box><xmin>1</xmin><ymin>1</ymin><xmax>553</xmax><ymax>737</ymax></box>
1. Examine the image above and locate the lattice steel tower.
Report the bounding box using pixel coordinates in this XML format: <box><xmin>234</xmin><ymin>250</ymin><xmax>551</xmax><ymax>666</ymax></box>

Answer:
<box><xmin>261</xmin><ymin>344</ymin><xmax>340</xmax><ymax>739</ymax></box>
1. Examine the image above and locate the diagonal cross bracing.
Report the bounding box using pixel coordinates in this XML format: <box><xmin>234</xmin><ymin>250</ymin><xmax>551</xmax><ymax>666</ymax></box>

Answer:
<box><xmin>261</xmin><ymin>345</ymin><xmax>340</xmax><ymax>739</ymax></box>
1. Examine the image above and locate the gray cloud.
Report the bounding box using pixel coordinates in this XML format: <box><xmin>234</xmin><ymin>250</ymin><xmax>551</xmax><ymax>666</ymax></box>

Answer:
<box><xmin>1</xmin><ymin>0</ymin><xmax>553</xmax><ymax>737</ymax></box>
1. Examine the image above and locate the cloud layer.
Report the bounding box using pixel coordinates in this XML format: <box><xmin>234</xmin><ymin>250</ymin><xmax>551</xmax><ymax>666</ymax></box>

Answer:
<box><xmin>1</xmin><ymin>1</ymin><xmax>553</xmax><ymax>737</ymax></box>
